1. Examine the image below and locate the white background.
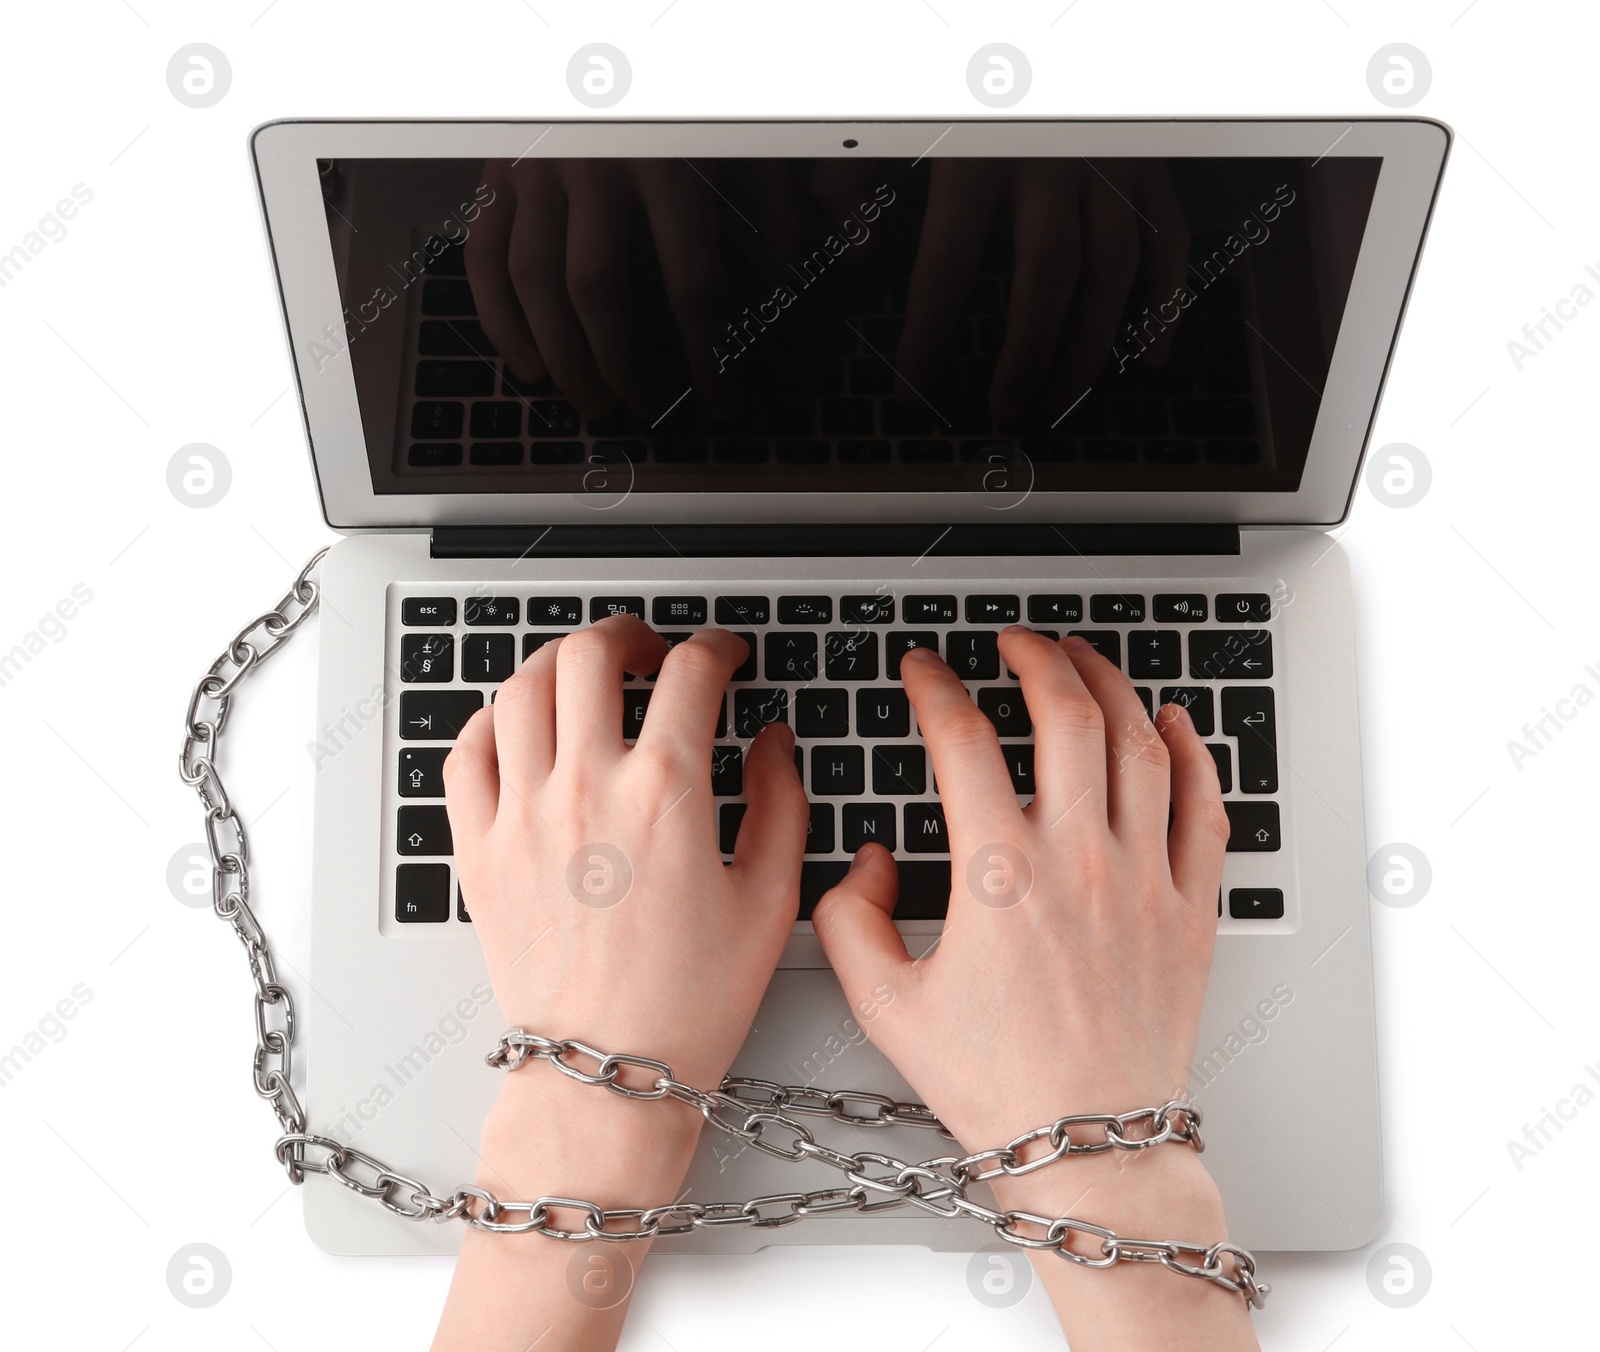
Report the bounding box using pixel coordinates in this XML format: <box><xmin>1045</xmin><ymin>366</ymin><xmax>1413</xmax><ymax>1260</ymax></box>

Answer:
<box><xmin>0</xmin><ymin>2</ymin><xmax>1594</xmax><ymax>1348</ymax></box>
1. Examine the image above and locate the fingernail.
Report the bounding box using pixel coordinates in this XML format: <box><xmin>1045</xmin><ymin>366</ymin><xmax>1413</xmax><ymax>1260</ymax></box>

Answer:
<box><xmin>1063</xmin><ymin>635</ymin><xmax>1094</xmax><ymax>655</ymax></box>
<box><xmin>774</xmin><ymin>721</ymin><xmax>795</xmax><ymax>750</ymax></box>
<box><xmin>902</xmin><ymin>645</ymin><xmax>937</xmax><ymax>664</ymax></box>
<box><xmin>849</xmin><ymin>846</ymin><xmax>870</xmax><ymax>872</ymax></box>
<box><xmin>1168</xmin><ymin>703</ymin><xmax>1193</xmax><ymax>731</ymax></box>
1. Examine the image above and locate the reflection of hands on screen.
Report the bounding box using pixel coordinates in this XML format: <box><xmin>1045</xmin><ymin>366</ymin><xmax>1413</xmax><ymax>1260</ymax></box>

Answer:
<box><xmin>464</xmin><ymin>159</ymin><xmax>734</xmax><ymax>421</ymax></box>
<box><xmin>895</xmin><ymin>159</ymin><xmax>1190</xmax><ymax>426</ymax></box>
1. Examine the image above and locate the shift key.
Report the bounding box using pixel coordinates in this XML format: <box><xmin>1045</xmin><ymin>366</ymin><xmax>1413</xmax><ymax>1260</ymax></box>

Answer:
<box><xmin>400</xmin><ymin>690</ymin><xmax>484</xmax><ymax>740</ymax></box>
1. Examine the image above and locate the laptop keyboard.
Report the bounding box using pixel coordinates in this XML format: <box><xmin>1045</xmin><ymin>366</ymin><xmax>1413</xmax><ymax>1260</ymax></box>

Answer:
<box><xmin>384</xmin><ymin>584</ymin><xmax>1288</xmax><ymax>931</ymax></box>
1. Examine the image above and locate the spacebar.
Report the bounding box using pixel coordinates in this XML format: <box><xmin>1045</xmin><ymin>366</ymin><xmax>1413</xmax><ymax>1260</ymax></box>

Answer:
<box><xmin>799</xmin><ymin>861</ymin><xmax>951</xmax><ymax>921</ymax></box>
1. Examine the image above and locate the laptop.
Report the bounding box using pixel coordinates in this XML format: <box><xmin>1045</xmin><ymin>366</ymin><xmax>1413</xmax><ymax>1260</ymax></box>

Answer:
<box><xmin>251</xmin><ymin>117</ymin><xmax>1449</xmax><ymax>1256</ymax></box>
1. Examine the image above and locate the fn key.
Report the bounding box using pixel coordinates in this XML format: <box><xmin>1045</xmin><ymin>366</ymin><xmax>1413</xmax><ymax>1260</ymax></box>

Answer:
<box><xmin>396</xmin><ymin>863</ymin><xmax>450</xmax><ymax>922</ymax></box>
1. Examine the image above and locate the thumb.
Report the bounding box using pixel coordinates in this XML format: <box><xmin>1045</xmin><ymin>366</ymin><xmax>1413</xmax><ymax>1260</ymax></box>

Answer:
<box><xmin>811</xmin><ymin>844</ymin><xmax>913</xmax><ymax>1008</ymax></box>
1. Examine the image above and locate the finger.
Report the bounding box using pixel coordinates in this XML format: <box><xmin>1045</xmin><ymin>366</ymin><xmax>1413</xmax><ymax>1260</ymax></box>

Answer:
<box><xmin>1158</xmin><ymin>703</ymin><xmax>1230</xmax><ymax>910</ymax></box>
<box><xmin>898</xmin><ymin>646</ymin><xmax>1023</xmax><ymax>851</ymax></box>
<box><xmin>989</xmin><ymin>161</ymin><xmax>1082</xmax><ymax>424</ymax></box>
<box><xmin>811</xmin><ymin>844</ymin><xmax>914</xmax><ymax>1008</ymax></box>
<box><xmin>894</xmin><ymin>160</ymin><xmax>1003</xmax><ymax>406</ymax></box>
<box><xmin>463</xmin><ymin>160</ymin><xmax>545</xmax><ymax>384</ymax></box>
<box><xmin>635</xmin><ymin>629</ymin><xmax>749</xmax><ymax>762</ymax></box>
<box><xmin>1131</xmin><ymin>161</ymin><xmax>1190</xmax><ymax>368</ymax></box>
<box><xmin>731</xmin><ymin>720</ymin><xmax>808</xmax><ymax>908</ymax></box>
<box><xmin>564</xmin><ymin>162</ymin><xmax>665</xmax><ymax>416</ymax></box>
<box><xmin>487</xmin><ymin>633</ymin><xmax>561</xmax><ymax>803</ymax></box>
<box><xmin>1059</xmin><ymin>635</ymin><xmax>1171</xmax><ymax>846</ymax></box>
<box><xmin>1044</xmin><ymin>165</ymin><xmax>1141</xmax><ymax>413</ymax></box>
<box><xmin>553</xmin><ymin>616</ymin><xmax>669</xmax><ymax>762</ymax></box>
<box><xmin>995</xmin><ymin>627</ymin><xmax>1107</xmax><ymax>841</ymax></box>
<box><xmin>442</xmin><ymin>704</ymin><xmax>499</xmax><ymax>835</ymax></box>
<box><xmin>506</xmin><ymin>161</ymin><xmax>615</xmax><ymax>418</ymax></box>
<box><xmin>633</xmin><ymin>159</ymin><xmax>735</xmax><ymax>419</ymax></box>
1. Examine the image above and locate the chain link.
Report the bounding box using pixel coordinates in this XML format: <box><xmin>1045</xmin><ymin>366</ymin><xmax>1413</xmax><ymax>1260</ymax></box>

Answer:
<box><xmin>180</xmin><ymin>550</ymin><xmax>1267</xmax><ymax>1313</ymax></box>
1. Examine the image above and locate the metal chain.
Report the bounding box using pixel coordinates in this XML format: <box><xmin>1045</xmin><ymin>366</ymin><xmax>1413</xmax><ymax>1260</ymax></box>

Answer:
<box><xmin>179</xmin><ymin>550</ymin><xmax>1267</xmax><ymax>1313</ymax></box>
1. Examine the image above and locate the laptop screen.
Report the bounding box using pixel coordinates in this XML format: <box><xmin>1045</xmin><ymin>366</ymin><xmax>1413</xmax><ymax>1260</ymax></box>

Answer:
<box><xmin>316</xmin><ymin>153</ymin><xmax>1380</xmax><ymax>499</ymax></box>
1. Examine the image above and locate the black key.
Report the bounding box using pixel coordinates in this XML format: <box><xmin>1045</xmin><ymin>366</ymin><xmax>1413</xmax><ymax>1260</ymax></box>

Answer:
<box><xmin>719</xmin><ymin>803</ymin><xmax>746</xmax><ymax>854</ymax></box>
<box><xmin>765</xmin><ymin>631</ymin><xmax>818</xmax><ymax>681</ymax></box>
<box><xmin>872</xmin><ymin>744</ymin><xmax>926</xmax><ymax>795</ymax></box>
<box><xmin>1229</xmin><ymin>887</ymin><xmax>1284</xmax><ymax>920</ymax></box>
<box><xmin>731</xmin><ymin>633</ymin><xmax>758</xmax><ymax>682</ymax></box>
<box><xmin>461</xmin><ymin>634</ymin><xmax>514</xmax><ymax>683</ymax></box>
<box><xmin>653</xmin><ymin>595</ymin><xmax>707</xmax><ymax>625</ymax></box>
<box><xmin>1066</xmin><ymin>630</ymin><xmax>1121</xmax><ymax>666</ymax></box>
<box><xmin>1221</xmin><ymin>688</ymin><xmax>1279</xmax><ymax>793</ymax></box>
<box><xmin>645</xmin><ymin>633</ymin><xmax>692</xmax><ymax>681</ymax></box>
<box><xmin>395</xmin><ymin>863</ymin><xmax>450</xmax><ymax>923</ymax></box>
<box><xmin>528</xmin><ymin>596</ymin><xmax>583</xmax><ymax>625</ymax></box>
<box><xmin>410</xmin><ymin>402</ymin><xmax>464</xmax><ymax>439</ymax></box>
<box><xmin>776</xmin><ymin>439</ymin><xmax>829</xmax><ymax>464</ymax></box>
<box><xmin>1224</xmin><ymin>801</ymin><xmax>1281</xmax><ymax>852</ymax></box>
<box><xmin>400</xmin><ymin>634</ymin><xmax>454</xmax><ymax>683</ymax></box>
<box><xmin>796</xmin><ymin>689</ymin><xmax>849</xmax><ymax>738</ymax></box>
<box><xmin>798</xmin><ymin>859</ymin><xmax>950</xmax><ymax>920</ymax></box>
<box><xmin>397</xmin><ymin>806</ymin><xmax>453</xmax><ymax>856</ymax></box>
<box><xmin>711</xmin><ymin>746</ymin><xmax>743</xmax><ymax>797</ymax></box>
<box><xmin>824</xmin><ymin>630</ymin><xmax>878</xmax><ymax>681</ymax></box>
<box><xmin>778</xmin><ymin>595</ymin><xmax>832</xmax><ymax>624</ymax></box>
<box><xmin>527</xmin><ymin>399</ymin><xmax>580</xmax><ymax>437</ymax></box>
<box><xmin>1001</xmin><ymin>743</ymin><xmax>1035</xmax><ymax>795</ymax></box>
<box><xmin>1134</xmin><ymin>687</ymin><xmax>1153</xmax><ymax>718</ymax></box>
<box><xmin>903</xmin><ymin>595</ymin><xmax>958</xmax><ymax>623</ymax></box>
<box><xmin>715</xmin><ymin>595</ymin><xmax>770</xmax><ymax>625</ymax></box>
<box><xmin>469</xmin><ymin>442</ymin><xmax>522</xmax><ymax>467</ymax></box>
<box><xmin>886</xmin><ymin>632</ymin><xmax>939</xmax><ymax>678</ymax></box>
<box><xmin>408</xmin><ymin>443</ymin><xmax>463</xmax><ymax>467</ymax></box>
<box><xmin>463</xmin><ymin>596</ymin><xmax>519</xmax><ymax>626</ymax></box>
<box><xmin>1127</xmin><ymin>630</ymin><xmax>1182</xmax><ymax>679</ymax></box>
<box><xmin>622</xmin><ymin>689</ymin><xmax>651</xmax><ymax>740</ymax></box>
<box><xmin>401</xmin><ymin>596</ymin><xmax>458</xmax><ymax>626</ymax></box>
<box><xmin>946</xmin><ymin>631</ymin><xmax>999</xmax><ymax>680</ymax></box>
<box><xmin>857</xmin><ymin>688</ymin><xmax>910</xmax><ymax>738</ymax></box>
<box><xmin>1028</xmin><ymin>594</ymin><xmax>1082</xmax><ymax>624</ymax></box>
<box><xmin>1207</xmin><ymin>743</ymin><xmax>1233</xmax><ymax>793</ymax></box>
<box><xmin>523</xmin><ymin>631</ymin><xmax>569</xmax><ymax>660</ymax></box>
<box><xmin>415</xmin><ymin>360</ymin><xmax>495</xmax><ymax>397</ymax></box>
<box><xmin>843</xmin><ymin>803</ymin><xmax>896</xmax><ymax>854</ymax></box>
<box><xmin>1090</xmin><ymin>593</ymin><xmax>1145</xmax><ymax>623</ymax></box>
<box><xmin>1153</xmin><ymin>593</ymin><xmax>1208</xmax><ymax>623</ymax></box>
<box><xmin>470</xmin><ymin>402</ymin><xmax>521</xmax><ymax>438</ymax></box>
<box><xmin>977</xmin><ymin>687</ymin><xmax>1032</xmax><ymax>736</ymax></box>
<box><xmin>808</xmin><ymin>746</ymin><xmax>862</xmax><ymax>797</ymax></box>
<box><xmin>734</xmin><ymin>688</ymin><xmax>788</xmax><ymax>737</ymax></box>
<box><xmin>419</xmin><ymin>318</ymin><xmax>488</xmax><ymax>354</ymax></box>
<box><xmin>400</xmin><ymin>690</ymin><xmax>483</xmax><ymax>740</ymax></box>
<box><xmin>1188</xmin><ymin>630</ymin><xmax>1273</xmax><ymax>679</ymax></box>
<box><xmin>805</xmin><ymin>803</ymin><xmax>836</xmax><ymax>854</ymax></box>
<box><xmin>398</xmin><ymin>748</ymin><xmax>449</xmax><ymax>797</ymax></box>
<box><xmin>591</xmin><ymin>596</ymin><xmax>645</xmax><ymax>622</ymax></box>
<box><xmin>904</xmin><ymin>802</ymin><xmax>950</xmax><ymax>854</ymax></box>
<box><xmin>841</xmin><ymin>594</ymin><xmax>895</xmax><ymax>624</ymax></box>
<box><xmin>966</xmin><ymin>594</ymin><xmax>1020</xmax><ymax>624</ymax></box>
<box><xmin>821</xmin><ymin>398</ymin><xmax>874</xmax><ymax>436</ymax></box>
<box><xmin>1216</xmin><ymin>592</ymin><xmax>1273</xmax><ymax>623</ymax></box>
<box><xmin>529</xmin><ymin>441</ymin><xmax>584</xmax><ymax>464</ymax></box>
<box><xmin>839</xmin><ymin>440</ymin><xmax>891</xmax><ymax>464</ymax></box>
<box><xmin>1152</xmin><ymin>685</ymin><xmax>1211</xmax><ymax>735</ymax></box>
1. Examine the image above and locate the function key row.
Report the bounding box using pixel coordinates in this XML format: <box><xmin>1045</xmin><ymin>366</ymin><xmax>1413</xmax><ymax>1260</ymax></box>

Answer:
<box><xmin>400</xmin><ymin>592</ymin><xmax>1277</xmax><ymax>628</ymax></box>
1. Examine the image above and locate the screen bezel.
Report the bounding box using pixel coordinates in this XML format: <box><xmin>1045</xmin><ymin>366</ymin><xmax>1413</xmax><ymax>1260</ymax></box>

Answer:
<box><xmin>250</xmin><ymin>117</ymin><xmax>1449</xmax><ymax>532</ymax></box>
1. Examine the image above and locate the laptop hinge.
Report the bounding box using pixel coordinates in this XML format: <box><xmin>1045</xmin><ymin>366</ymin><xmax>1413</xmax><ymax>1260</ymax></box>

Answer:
<box><xmin>430</xmin><ymin>523</ymin><xmax>1240</xmax><ymax>559</ymax></box>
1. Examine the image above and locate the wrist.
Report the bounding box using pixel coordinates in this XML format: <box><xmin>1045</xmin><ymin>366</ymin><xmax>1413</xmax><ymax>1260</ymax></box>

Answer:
<box><xmin>989</xmin><ymin>1145</ymin><xmax>1226</xmax><ymax>1243</ymax></box>
<box><xmin>477</xmin><ymin>1067</ymin><xmax>704</xmax><ymax>1209</ymax></box>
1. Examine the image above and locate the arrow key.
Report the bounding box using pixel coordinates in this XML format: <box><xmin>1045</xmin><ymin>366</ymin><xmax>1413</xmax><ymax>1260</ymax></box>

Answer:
<box><xmin>397</xmin><ymin>805</ymin><xmax>454</xmax><ymax>855</ymax></box>
<box><xmin>398</xmin><ymin>748</ymin><xmax>449</xmax><ymax>797</ymax></box>
<box><xmin>1223</xmin><ymin>801</ymin><xmax>1280</xmax><ymax>852</ymax></box>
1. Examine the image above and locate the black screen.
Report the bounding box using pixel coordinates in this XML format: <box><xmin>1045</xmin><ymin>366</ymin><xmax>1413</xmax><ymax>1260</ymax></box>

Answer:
<box><xmin>313</xmin><ymin>153</ymin><xmax>1379</xmax><ymax>497</ymax></box>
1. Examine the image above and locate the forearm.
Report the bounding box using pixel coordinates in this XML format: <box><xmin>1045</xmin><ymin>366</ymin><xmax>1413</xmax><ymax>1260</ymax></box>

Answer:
<box><xmin>431</xmin><ymin>1073</ymin><xmax>702</xmax><ymax>1352</ymax></box>
<box><xmin>991</xmin><ymin>1150</ymin><xmax>1260</xmax><ymax>1352</ymax></box>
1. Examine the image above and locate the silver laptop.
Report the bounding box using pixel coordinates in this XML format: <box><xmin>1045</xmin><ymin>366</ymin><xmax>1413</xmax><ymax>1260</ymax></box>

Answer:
<box><xmin>251</xmin><ymin>117</ymin><xmax>1449</xmax><ymax>1256</ymax></box>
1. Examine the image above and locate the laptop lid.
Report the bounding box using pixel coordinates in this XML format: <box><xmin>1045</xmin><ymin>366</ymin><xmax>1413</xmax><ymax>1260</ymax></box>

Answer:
<box><xmin>251</xmin><ymin>118</ymin><xmax>1448</xmax><ymax>533</ymax></box>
